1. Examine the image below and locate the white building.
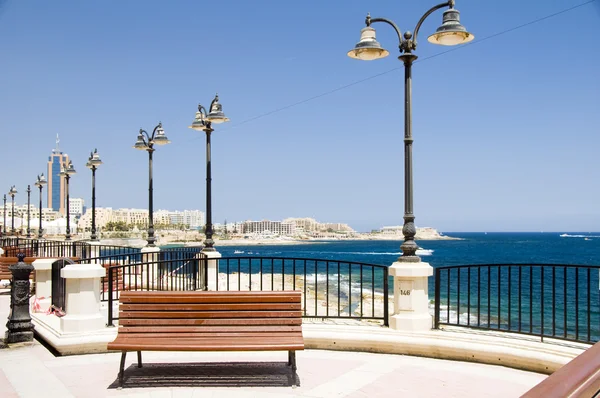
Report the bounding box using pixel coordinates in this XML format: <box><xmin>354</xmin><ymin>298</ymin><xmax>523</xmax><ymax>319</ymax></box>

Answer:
<box><xmin>69</xmin><ymin>198</ymin><xmax>85</xmax><ymax>218</ymax></box>
<box><xmin>242</xmin><ymin>220</ymin><xmax>296</xmax><ymax>236</ymax></box>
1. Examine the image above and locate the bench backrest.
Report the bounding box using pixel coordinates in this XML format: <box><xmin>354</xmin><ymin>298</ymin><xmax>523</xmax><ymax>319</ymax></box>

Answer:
<box><xmin>117</xmin><ymin>291</ymin><xmax>303</xmax><ymax>337</ymax></box>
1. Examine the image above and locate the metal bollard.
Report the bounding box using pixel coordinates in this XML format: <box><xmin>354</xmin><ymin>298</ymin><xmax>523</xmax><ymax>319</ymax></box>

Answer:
<box><xmin>5</xmin><ymin>253</ymin><xmax>35</xmax><ymax>344</ymax></box>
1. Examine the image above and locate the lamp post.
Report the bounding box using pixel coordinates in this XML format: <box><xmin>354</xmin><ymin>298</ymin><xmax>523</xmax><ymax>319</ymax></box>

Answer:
<box><xmin>188</xmin><ymin>94</ymin><xmax>230</xmax><ymax>251</ymax></box>
<box><xmin>2</xmin><ymin>194</ymin><xmax>6</xmax><ymax>235</ymax></box>
<box><xmin>59</xmin><ymin>161</ymin><xmax>76</xmax><ymax>240</ymax></box>
<box><xmin>86</xmin><ymin>149</ymin><xmax>103</xmax><ymax>241</ymax></box>
<box><xmin>26</xmin><ymin>185</ymin><xmax>31</xmax><ymax>238</ymax></box>
<box><xmin>35</xmin><ymin>174</ymin><xmax>47</xmax><ymax>239</ymax></box>
<box><xmin>8</xmin><ymin>186</ymin><xmax>17</xmax><ymax>235</ymax></box>
<box><xmin>134</xmin><ymin>123</ymin><xmax>170</xmax><ymax>247</ymax></box>
<box><xmin>348</xmin><ymin>0</ymin><xmax>473</xmax><ymax>262</ymax></box>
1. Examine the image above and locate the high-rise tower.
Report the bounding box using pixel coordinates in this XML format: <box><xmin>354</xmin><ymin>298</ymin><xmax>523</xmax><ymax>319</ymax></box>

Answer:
<box><xmin>47</xmin><ymin>134</ymin><xmax>70</xmax><ymax>215</ymax></box>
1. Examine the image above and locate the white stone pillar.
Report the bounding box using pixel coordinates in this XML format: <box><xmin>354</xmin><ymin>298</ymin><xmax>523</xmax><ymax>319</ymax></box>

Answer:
<box><xmin>389</xmin><ymin>261</ymin><xmax>434</xmax><ymax>332</ymax></box>
<box><xmin>32</xmin><ymin>258</ymin><xmax>56</xmax><ymax>313</ymax></box>
<box><xmin>198</xmin><ymin>250</ymin><xmax>221</xmax><ymax>291</ymax></box>
<box><xmin>141</xmin><ymin>246</ymin><xmax>161</xmax><ymax>289</ymax></box>
<box><xmin>60</xmin><ymin>263</ymin><xmax>106</xmax><ymax>333</ymax></box>
<box><xmin>87</xmin><ymin>241</ymin><xmax>101</xmax><ymax>260</ymax></box>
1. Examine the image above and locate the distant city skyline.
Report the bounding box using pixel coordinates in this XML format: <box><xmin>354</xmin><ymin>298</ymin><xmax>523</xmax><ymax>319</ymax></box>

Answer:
<box><xmin>1</xmin><ymin>1</ymin><xmax>599</xmax><ymax>233</ymax></box>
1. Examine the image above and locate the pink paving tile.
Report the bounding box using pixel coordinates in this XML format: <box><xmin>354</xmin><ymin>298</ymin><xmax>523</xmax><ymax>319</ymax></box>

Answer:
<box><xmin>0</xmin><ymin>367</ymin><xmax>20</xmax><ymax>398</ymax></box>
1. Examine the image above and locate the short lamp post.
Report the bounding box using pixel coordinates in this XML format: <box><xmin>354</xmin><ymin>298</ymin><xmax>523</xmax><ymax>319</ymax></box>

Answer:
<box><xmin>26</xmin><ymin>185</ymin><xmax>31</xmax><ymax>238</ymax></box>
<box><xmin>59</xmin><ymin>161</ymin><xmax>76</xmax><ymax>241</ymax></box>
<box><xmin>8</xmin><ymin>186</ymin><xmax>17</xmax><ymax>235</ymax></box>
<box><xmin>134</xmin><ymin>123</ymin><xmax>170</xmax><ymax>247</ymax></box>
<box><xmin>86</xmin><ymin>149</ymin><xmax>102</xmax><ymax>241</ymax></box>
<box><xmin>348</xmin><ymin>0</ymin><xmax>473</xmax><ymax>262</ymax></box>
<box><xmin>188</xmin><ymin>94</ymin><xmax>230</xmax><ymax>252</ymax></box>
<box><xmin>35</xmin><ymin>174</ymin><xmax>47</xmax><ymax>239</ymax></box>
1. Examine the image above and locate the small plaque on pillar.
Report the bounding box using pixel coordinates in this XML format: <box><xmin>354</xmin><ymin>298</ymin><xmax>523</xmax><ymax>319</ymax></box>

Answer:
<box><xmin>398</xmin><ymin>280</ymin><xmax>413</xmax><ymax>311</ymax></box>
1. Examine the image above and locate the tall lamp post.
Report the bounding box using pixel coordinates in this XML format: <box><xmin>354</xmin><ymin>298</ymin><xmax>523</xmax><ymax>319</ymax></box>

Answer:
<box><xmin>348</xmin><ymin>0</ymin><xmax>473</xmax><ymax>262</ymax></box>
<box><xmin>86</xmin><ymin>149</ymin><xmax>103</xmax><ymax>241</ymax></box>
<box><xmin>59</xmin><ymin>161</ymin><xmax>76</xmax><ymax>240</ymax></box>
<box><xmin>26</xmin><ymin>185</ymin><xmax>31</xmax><ymax>238</ymax></box>
<box><xmin>35</xmin><ymin>174</ymin><xmax>47</xmax><ymax>239</ymax></box>
<box><xmin>2</xmin><ymin>194</ymin><xmax>6</xmax><ymax>235</ymax></box>
<box><xmin>188</xmin><ymin>94</ymin><xmax>230</xmax><ymax>252</ymax></box>
<box><xmin>134</xmin><ymin>123</ymin><xmax>170</xmax><ymax>247</ymax></box>
<box><xmin>8</xmin><ymin>186</ymin><xmax>17</xmax><ymax>235</ymax></box>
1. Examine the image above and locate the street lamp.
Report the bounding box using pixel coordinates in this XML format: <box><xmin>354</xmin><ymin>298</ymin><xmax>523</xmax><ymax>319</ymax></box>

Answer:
<box><xmin>348</xmin><ymin>0</ymin><xmax>473</xmax><ymax>262</ymax></box>
<box><xmin>86</xmin><ymin>149</ymin><xmax>103</xmax><ymax>241</ymax></box>
<box><xmin>2</xmin><ymin>194</ymin><xmax>6</xmax><ymax>235</ymax></box>
<box><xmin>8</xmin><ymin>186</ymin><xmax>17</xmax><ymax>235</ymax></box>
<box><xmin>59</xmin><ymin>161</ymin><xmax>76</xmax><ymax>240</ymax></box>
<box><xmin>188</xmin><ymin>94</ymin><xmax>230</xmax><ymax>251</ymax></box>
<box><xmin>134</xmin><ymin>122</ymin><xmax>170</xmax><ymax>247</ymax></box>
<box><xmin>26</xmin><ymin>185</ymin><xmax>31</xmax><ymax>238</ymax></box>
<box><xmin>35</xmin><ymin>174</ymin><xmax>47</xmax><ymax>239</ymax></box>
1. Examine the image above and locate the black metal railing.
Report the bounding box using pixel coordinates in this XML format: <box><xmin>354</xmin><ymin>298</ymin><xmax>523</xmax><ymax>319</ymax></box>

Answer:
<box><xmin>105</xmin><ymin>255</ymin><xmax>389</xmax><ymax>327</ymax></box>
<box><xmin>434</xmin><ymin>264</ymin><xmax>600</xmax><ymax>344</ymax></box>
<box><xmin>1</xmin><ymin>237</ymin><xmax>140</xmax><ymax>259</ymax></box>
<box><xmin>106</xmin><ymin>255</ymin><xmax>202</xmax><ymax>325</ymax></box>
<box><xmin>214</xmin><ymin>257</ymin><xmax>389</xmax><ymax>325</ymax></box>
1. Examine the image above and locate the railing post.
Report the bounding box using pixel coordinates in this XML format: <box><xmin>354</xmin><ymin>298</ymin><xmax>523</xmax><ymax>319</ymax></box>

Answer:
<box><xmin>59</xmin><ymin>261</ymin><xmax>105</xmax><ymax>333</ymax></box>
<box><xmin>107</xmin><ymin>266</ymin><xmax>114</xmax><ymax>327</ymax></box>
<box><xmin>5</xmin><ymin>253</ymin><xmax>35</xmax><ymax>344</ymax></box>
<box><xmin>389</xmin><ymin>260</ymin><xmax>434</xmax><ymax>332</ymax></box>
<box><xmin>434</xmin><ymin>268</ymin><xmax>441</xmax><ymax>329</ymax></box>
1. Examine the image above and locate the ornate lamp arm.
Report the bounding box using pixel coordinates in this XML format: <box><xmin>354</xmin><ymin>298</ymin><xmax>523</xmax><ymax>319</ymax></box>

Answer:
<box><xmin>412</xmin><ymin>1</ymin><xmax>453</xmax><ymax>49</ymax></box>
<box><xmin>139</xmin><ymin>129</ymin><xmax>151</xmax><ymax>144</ymax></box>
<box><xmin>367</xmin><ymin>15</ymin><xmax>404</xmax><ymax>51</ymax></box>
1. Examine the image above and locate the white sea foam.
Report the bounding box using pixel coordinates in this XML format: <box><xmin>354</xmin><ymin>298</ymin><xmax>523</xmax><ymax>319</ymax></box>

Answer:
<box><xmin>560</xmin><ymin>234</ymin><xmax>600</xmax><ymax>238</ymax></box>
<box><xmin>416</xmin><ymin>249</ymin><xmax>433</xmax><ymax>256</ymax></box>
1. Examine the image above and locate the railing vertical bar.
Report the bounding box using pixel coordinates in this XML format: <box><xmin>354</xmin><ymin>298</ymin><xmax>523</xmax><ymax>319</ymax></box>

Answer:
<box><xmin>434</xmin><ymin>268</ymin><xmax>440</xmax><ymax>329</ymax></box>
<box><xmin>360</xmin><ymin>264</ymin><xmax>364</xmax><ymax>318</ymax></box>
<box><xmin>383</xmin><ymin>266</ymin><xmax>389</xmax><ymax>327</ymax></box>
<box><xmin>314</xmin><ymin>261</ymin><xmax>318</xmax><ymax>317</ymax></box>
<box><xmin>508</xmin><ymin>266</ymin><xmax>512</xmax><ymax>331</ymax></box>
<box><xmin>553</xmin><ymin>266</ymin><xmax>556</xmax><ymax>337</ymax></box>
<box><xmin>541</xmin><ymin>266</ymin><xmax>545</xmax><ymax>340</ymax></box>
<box><xmin>497</xmin><ymin>266</ymin><xmax>501</xmax><ymax>330</ymax></box>
<box><xmin>487</xmin><ymin>267</ymin><xmax>491</xmax><ymax>328</ymax></box>
<box><xmin>303</xmin><ymin>261</ymin><xmax>307</xmax><ymax>316</ymax></box>
<box><xmin>271</xmin><ymin>258</ymin><xmax>274</xmax><ymax>291</ymax></box>
<box><xmin>477</xmin><ymin>266</ymin><xmax>481</xmax><ymax>328</ymax></box>
<box><xmin>238</xmin><ymin>258</ymin><xmax>241</xmax><ymax>292</ymax></box>
<box><xmin>107</xmin><ymin>266</ymin><xmax>114</xmax><ymax>326</ymax></box>
<box><xmin>293</xmin><ymin>259</ymin><xmax>296</xmax><ymax>291</ymax></box>
<box><xmin>457</xmin><ymin>268</ymin><xmax>461</xmax><ymax>325</ymax></box>
<box><xmin>226</xmin><ymin>258</ymin><xmax>230</xmax><ymax>291</ymax></box>
<box><xmin>518</xmin><ymin>265</ymin><xmax>522</xmax><ymax>333</ymax></box>
<box><xmin>447</xmin><ymin>268</ymin><xmax>450</xmax><ymax>323</ymax></box>
<box><xmin>326</xmin><ymin>261</ymin><xmax>330</xmax><ymax>317</ymax></box>
<box><xmin>260</xmin><ymin>258</ymin><xmax>264</xmax><ymax>291</ymax></box>
<box><xmin>564</xmin><ymin>266</ymin><xmax>567</xmax><ymax>339</ymax></box>
<box><xmin>467</xmin><ymin>267</ymin><xmax>471</xmax><ymax>327</ymax></box>
<box><xmin>349</xmin><ymin>263</ymin><xmax>352</xmax><ymax>319</ymax></box>
<box><xmin>371</xmin><ymin>266</ymin><xmax>375</xmax><ymax>318</ymax></box>
<box><xmin>337</xmin><ymin>262</ymin><xmax>341</xmax><ymax>316</ymax></box>
<box><xmin>282</xmin><ymin>259</ymin><xmax>285</xmax><ymax>291</ymax></box>
<box><xmin>575</xmin><ymin>268</ymin><xmax>579</xmax><ymax>340</ymax></box>
<box><xmin>249</xmin><ymin>258</ymin><xmax>253</xmax><ymax>292</ymax></box>
<box><xmin>530</xmin><ymin>266</ymin><xmax>533</xmax><ymax>334</ymax></box>
<box><xmin>587</xmin><ymin>267</ymin><xmax>591</xmax><ymax>342</ymax></box>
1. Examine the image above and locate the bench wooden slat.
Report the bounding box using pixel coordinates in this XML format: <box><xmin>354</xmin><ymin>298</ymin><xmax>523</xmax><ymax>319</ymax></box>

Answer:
<box><xmin>119</xmin><ymin>291</ymin><xmax>301</xmax><ymax>304</ymax></box>
<box><xmin>119</xmin><ymin>310</ymin><xmax>303</xmax><ymax>319</ymax></box>
<box><xmin>119</xmin><ymin>303</ymin><xmax>301</xmax><ymax>311</ymax></box>
<box><xmin>108</xmin><ymin>340</ymin><xmax>304</xmax><ymax>351</ymax></box>
<box><xmin>118</xmin><ymin>318</ymin><xmax>303</xmax><ymax>326</ymax></box>
<box><xmin>119</xmin><ymin>326</ymin><xmax>302</xmax><ymax>334</ymax></box>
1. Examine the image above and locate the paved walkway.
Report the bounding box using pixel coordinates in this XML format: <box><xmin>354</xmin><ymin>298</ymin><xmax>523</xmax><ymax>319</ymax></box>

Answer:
<box><xmin>0</xmin><ymin>339</ymin><xmax>545</xmax><ymax>398</ymax></box>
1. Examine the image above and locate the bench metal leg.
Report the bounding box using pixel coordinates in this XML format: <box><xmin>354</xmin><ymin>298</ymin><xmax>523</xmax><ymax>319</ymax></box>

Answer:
<box><xmin>137</xmin><ymin>351</ymin><xmax>142</xmax><ymax>368</ymax></box>
<box><xmin>118</xmin><ymin>351</ymin><xmax>127</xmax><ymax>389</ymax></box>
<box><xmin>288</xmin><ymin>350</ymin><xmax>297</xmax><ymax>371</ymax></box>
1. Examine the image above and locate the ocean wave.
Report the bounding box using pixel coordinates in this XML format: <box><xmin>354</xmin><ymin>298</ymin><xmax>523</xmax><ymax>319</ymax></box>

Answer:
<box><xmin>416</xmin><ymin>249</ymin><xmax>433</xmax><ymax>256</ymax></box>
<box><xmin>302</xmin><ymin>250</ymin><xmax>433</xmax><ymax>256</ymax></box>
<box><xmin>560</xmin><ymin>234</ymin><xmax>600</xmax><ymax>238</ymax></box>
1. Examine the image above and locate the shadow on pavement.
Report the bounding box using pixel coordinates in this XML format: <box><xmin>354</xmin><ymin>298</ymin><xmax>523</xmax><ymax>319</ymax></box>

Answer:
<box><xmin>108</xmin><ymin>361</ymin><xmax>300</xmax><ymax>389</ymax></box>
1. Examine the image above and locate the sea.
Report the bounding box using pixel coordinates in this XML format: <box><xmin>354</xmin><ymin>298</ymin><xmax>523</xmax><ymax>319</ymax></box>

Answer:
<box><xmin>214</xmin><ymin>232</ymin><xmax>600</xmax><ymax>268</ymax></box>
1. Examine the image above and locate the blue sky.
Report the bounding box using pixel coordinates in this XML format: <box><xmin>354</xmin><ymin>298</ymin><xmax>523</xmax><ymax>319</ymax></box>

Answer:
<box><xmin>1</xmin><ymin>0</ymin><xmax>599</xmax><ymax>233</ymax></box>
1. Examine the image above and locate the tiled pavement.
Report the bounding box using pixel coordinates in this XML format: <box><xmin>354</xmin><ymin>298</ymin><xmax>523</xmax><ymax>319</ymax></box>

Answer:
<box><xmin>0</xmin><ymin>340</ymin><xmax>546</xmax><ymax>398</ymax></box>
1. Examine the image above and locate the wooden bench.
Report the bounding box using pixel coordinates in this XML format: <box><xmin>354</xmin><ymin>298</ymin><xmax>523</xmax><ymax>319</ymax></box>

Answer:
<box><xmin>0</xmin><ymin>257</ymin><xmax>38</xmax><ymax>282</ymax></box>
<box><xmin>2</xmin><ymin>247</ymin><xmax>33</xmax><ymax>257</ymax></box>
<box><xmin>107</xmin><ymin>290</ymin><xmax>304</xmax><ymax>388</ymax></box>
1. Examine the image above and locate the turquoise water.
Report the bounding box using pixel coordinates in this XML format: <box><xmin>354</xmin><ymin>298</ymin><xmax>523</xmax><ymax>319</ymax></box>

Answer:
<box><xmin>215</xmin><ymin>232</ymin><xmax>600</xmax><ymax>267</ymax></box>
